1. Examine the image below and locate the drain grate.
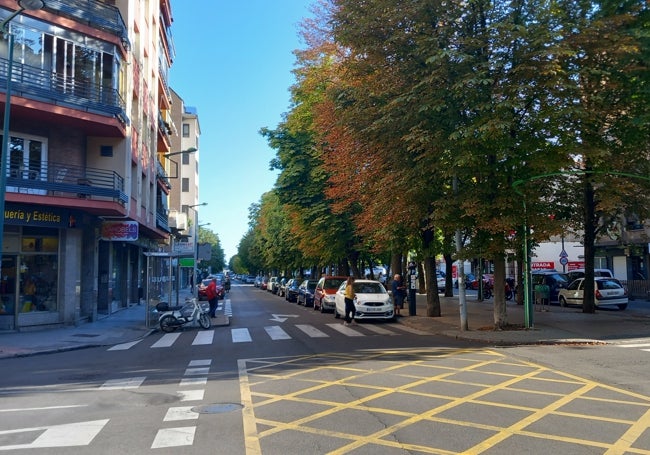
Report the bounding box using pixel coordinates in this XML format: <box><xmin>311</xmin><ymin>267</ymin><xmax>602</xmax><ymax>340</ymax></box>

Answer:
<box><xmin>192</xmin><ymin>403</ymin><xmax>243</xmax><ymax>414</ymax></box>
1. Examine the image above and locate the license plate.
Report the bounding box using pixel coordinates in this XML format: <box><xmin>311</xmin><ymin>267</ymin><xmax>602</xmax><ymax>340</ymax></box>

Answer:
<box><xmin>364</xmin><ymin>307</ymin><xmax>383</xmax><ymax>312</ymax></box>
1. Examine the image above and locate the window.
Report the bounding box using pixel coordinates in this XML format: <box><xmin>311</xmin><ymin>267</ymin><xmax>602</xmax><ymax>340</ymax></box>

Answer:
<box><xmin>181</xmin><ymin>178</ymin><xmax>189</xmax><ymax>192</ymax></box>
<box><xmin>182</xmin><ymin>153</ymin><xmax>190</xmax><ymax>165</ymax></box>
<box><xmin>182</xmin><ymin>123</ymin><xmax>190</xmax><ymax>137</ymax></box>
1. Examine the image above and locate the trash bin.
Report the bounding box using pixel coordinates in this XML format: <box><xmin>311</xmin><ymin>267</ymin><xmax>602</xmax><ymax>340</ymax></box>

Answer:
<box><xmin>534</xmin><ymin>284</ymin><xmax>550</xmax><ymax>310</ymax></box>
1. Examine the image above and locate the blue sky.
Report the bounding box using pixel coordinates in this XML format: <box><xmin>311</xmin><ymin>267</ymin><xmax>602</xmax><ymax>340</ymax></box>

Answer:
<box><xmin>169</xmin><ymin>1</ymin><xmax>314</xmax><ymax>260</ymax></box>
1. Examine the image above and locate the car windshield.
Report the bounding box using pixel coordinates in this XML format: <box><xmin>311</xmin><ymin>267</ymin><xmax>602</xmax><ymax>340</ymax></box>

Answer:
<box><xmin>353</xmin><ymin>282</ymin><xmax>386</xmax><ymax>294</ymax></box>
<box><xmin>325</xmin><ymin>278</ymin><xmax>346</xmax><ymax>289</ymax></box>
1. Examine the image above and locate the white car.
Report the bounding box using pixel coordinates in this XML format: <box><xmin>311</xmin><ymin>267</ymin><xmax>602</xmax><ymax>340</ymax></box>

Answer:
<box><xmin>558</xmin><ymin>277</ymin><xmax>628</xmax><ymax>310</ymax></box>
<box><xmin>334</xmin><ymin>279</ymin><xmax>394</xmax><ymax>321</ymax></box>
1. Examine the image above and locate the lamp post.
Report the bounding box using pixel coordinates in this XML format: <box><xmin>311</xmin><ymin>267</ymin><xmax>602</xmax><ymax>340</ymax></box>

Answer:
<box><xmin>188</xmin><ymin>202</ymin><xmax>207</xmax><ymax>299</ymax></box>
<box><xmin>162</xmin><ymin>147</ymin><xmax>196</xmax><ymax>178</ymax></box>
<box><xmin>0</xmin><ymin>0</ymin><xmax>45</xmax><ymax>328</ymax></box>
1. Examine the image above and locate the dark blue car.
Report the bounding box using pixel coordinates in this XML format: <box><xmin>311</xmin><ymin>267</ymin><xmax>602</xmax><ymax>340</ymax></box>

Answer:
<box><xmin>297</xmin><ymin>279</ymin><xmax>318</xmax><ymax>307</ymax></box>
<box><xmin>285</xmin><ymin>279</ymin><xmax>301</xmax><ymax>302</ymax></box>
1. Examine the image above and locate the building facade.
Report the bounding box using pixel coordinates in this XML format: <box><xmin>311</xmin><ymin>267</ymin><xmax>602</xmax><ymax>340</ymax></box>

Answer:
<box><xmin>0</xmin><ymin>0</ymin><xmax>179</xmax><ymax>330</ymax></box>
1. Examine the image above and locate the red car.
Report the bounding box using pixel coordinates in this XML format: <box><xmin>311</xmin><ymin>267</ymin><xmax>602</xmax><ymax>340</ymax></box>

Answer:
<box><xmin>198</xmin><ymin>278</ymin><xmax>225</xmax><ymax>301</ymax></box>
<box><xmin>313</xmin><ymin>276</ymin><xmax>348</xmax><ymax>313</ymax></box>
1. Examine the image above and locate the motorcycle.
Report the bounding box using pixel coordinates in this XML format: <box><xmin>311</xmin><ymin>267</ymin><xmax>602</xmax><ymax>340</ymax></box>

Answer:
<box><xmin>156</xmin><ymin>298</ymin><xmax>211</xmax><ymax>333</ymax></box>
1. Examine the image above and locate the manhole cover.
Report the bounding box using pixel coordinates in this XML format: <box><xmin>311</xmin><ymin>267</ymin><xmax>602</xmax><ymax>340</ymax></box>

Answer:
<box><xmin>192</xmin><ymin>403</ymin><xmax>243</xmax><ymax>414</ymax></box>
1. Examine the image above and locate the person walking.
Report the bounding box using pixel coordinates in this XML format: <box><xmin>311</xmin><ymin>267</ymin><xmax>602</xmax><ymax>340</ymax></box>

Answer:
<box><xmin>206</xmin><ymin>277</ymin><xmax>218</xmax><ymax>318</ymax></box>
<box><xmin>343</xmin><ymin>276</ymin><xmax>356</xmax><ymax>326</ymax></box>
<box><xmin>392</xmin><ymin>274</ymin><xmax>406</xmax><ymax>317</ymax></box>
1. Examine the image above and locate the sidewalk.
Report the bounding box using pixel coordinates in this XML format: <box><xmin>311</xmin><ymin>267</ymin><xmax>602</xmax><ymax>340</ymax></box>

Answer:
<box><xmin>0</xmin><ymin>288</ymin><xmax>230</xmax><ymax>359</ymax></box>
<box><xmin>401</xmin><ymin>293</ymin><xmax>650</xmax><ymax>345</ymax></box>
<box><xmin>1</xmin><ymin>290</ymin><xmax>648</xmax><ymax>359</ymax></box>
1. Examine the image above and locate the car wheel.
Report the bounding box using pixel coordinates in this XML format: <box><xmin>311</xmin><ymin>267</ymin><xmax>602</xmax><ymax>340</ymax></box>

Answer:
<box><xmin>334</xmin><ymin>307</ymin><xmax>340</xmax><ymax>319</ymax></box>
<box><xmin>618</xmin><ymin>303</ymin><xmax>628</xmax><ymax>310</ymax></box>
<box><xmin>559</xmin><ymin>296</ymin><xmax>567</xmax><ymax>307</ymax></box>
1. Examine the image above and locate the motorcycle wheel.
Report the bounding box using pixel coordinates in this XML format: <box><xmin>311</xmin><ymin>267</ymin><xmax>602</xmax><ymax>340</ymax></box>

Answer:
<box><xmin>160</xmin><ymin>315</ymin><xmax>178</xmax><ymax>333</ymax></box>
<box><xmin>505</xmin><ymin>290</ymin><xmax>514</xmax><ymax>300</ymax></box>
<box><xmin>199</xmin><ymin>313</ymin><xmax>211</xmax><ymax>329</ymax></box>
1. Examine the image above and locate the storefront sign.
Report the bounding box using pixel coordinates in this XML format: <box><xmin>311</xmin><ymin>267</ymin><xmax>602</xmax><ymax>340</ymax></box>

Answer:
<box><xmin>531</xmin><ymin>261</ymin><xmax>555</xmax><ymax>270</ymax></box>
<box><xmin>101</xmin><ymin>221</ymin><xmax>139</xmax><ymax>241</ymax></box>
<box><xmin>4</xmin><ymin>204</ymin><xmax>78</xmax><ymax>228</ymax></box>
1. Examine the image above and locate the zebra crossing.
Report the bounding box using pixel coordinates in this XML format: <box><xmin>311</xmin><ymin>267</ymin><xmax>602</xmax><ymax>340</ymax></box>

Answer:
<box><xmin>615</xmin><ymin>339</ymin><xmax>650</xmax><ymax>353</ymax></box>
<box><xmin>109</xmin><ymin>320</ymin><xmax>430</xmax><ymax>351</ymax></box>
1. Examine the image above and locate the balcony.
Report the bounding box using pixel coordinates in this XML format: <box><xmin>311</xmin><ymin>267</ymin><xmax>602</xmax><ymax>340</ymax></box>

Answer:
<box><xmin>5</xmin><ymin>160</ymin><xmax>127</xmax><ymax>205</ymax></box>
<box><xmin>43</xmin><ymin>0</ymin><xmax>129</xmax><ymax>47</ymax></box>
<box><xmin>0</xmin><ymin>59</ymin><xmax>129</xmax><ymax>126</ymax></box>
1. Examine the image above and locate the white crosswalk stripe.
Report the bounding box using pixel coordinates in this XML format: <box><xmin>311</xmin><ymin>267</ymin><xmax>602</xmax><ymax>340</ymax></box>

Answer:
<box><xmin>106</xmin><ymin>322</ymin><xmax>431</xmax><ymax>351</ymax></box>
<box><xmin>617</xmin><ymin>341</ymin><xmax>650</xmax><ymax>352</ymax></box>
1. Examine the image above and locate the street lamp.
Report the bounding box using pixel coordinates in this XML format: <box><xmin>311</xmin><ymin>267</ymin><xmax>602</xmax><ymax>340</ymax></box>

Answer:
<box><xmin>162</xmin><ymin>147</ymin><xmax>197</xmax><ymax>179</ymax></box>
<box><xmin>188</xmin><ymin>202</ymin><xmax>207</xmax><ymax>298</ymax></box>
<box><xmin>0</xmin><ymin>0</ymin><xmax>45</xmax><ymax>327</ymax></box>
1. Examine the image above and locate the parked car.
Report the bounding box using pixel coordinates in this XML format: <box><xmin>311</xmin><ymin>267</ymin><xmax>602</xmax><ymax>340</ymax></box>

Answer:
<box><xmin>437</xmin><ymin>270</ymin><xmax>446</xmax><ymax>292</ymax></box>
<box><xmin>298</xmin><ymin>279</ymin><xmax>318</xmax><ymax>307</ymax></box>
<box><xmin>260</xmin><ymin>276</ymin><xmax>268</xmax><ymax>290</ymax></box>
<box><xmin>566</xmin><ymin>268</ymin><xmax>614</xmax><ymax>283</ymax></box>
<box><xmin>267</xmin><ymin>276</ymin><xmax>278</xmax><ymax>293</ymax></box>
<box><xmin>284</xmin><ymin>279</ymin><xmax>301</xmax><ymax>302</ymax></box>
<box><xmin>313</xmin><ymin>276</ymin><xmax>348</xmax><ymax>313</ymax></box>
<box><xmin>531</xmin><ymin>270</ymin><xmax>569</xmax><ymax>304</ymax></box>
<box><xmin>334</xmin><ymin>279</ymin><xmax>394</xmax><ymax>321</ymax></box>
<box><xmin>276</xmin><ymin>277</ymin><xmax>288</xmax><ymax>296</ymax></box>
<box><xmin>246</xmin><ymin>275</ymin><xmax>256</xmax><ymax>284</ymax></box>
<box><xmin>558</xmin><ymin>277</ymin><xmax>628</xmax><ymax>310</ymax></box>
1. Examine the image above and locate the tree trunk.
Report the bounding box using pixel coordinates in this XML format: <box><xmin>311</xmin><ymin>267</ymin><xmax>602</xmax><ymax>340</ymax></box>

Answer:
<box><xmin>424</xmin><ymin>256</ymin><xmax>441</xmax><ymax>317</ymax></box>
<box><xmin>493</xmin><ymin>255</ymin><xmax>508</xmax><ymax>329</ymax></box>
<box><xmin>443</xmin><ymin>253</ymin><xmax>454</xmax><ymax>297</ymax></box>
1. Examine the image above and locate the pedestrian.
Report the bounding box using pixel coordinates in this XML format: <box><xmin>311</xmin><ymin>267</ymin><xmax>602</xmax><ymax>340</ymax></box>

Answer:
<box><xmin>189</xmin><ymin>271</ymin><xmax>194</xmax><ymax>293</ymax></box>
<box><xmin>343</xmin><ymin>276</ymin><xmax>356</xmax><ymax>326</ymax></box>
<box><xmin>206</xmin><ymin>277</ymin><xmax>218</xmax><ymax>318</ymax></box>
<box><xmin>392</xmin><ymin>274</ymin><xmax>405</xmax><ymax>316</ymax></box>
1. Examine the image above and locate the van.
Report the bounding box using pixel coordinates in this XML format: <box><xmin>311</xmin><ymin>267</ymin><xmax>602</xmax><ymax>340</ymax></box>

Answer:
<box><xmin>566</xmin><ymin>268</ymin><xmax>614</xmax><ymax>284</ymax></box>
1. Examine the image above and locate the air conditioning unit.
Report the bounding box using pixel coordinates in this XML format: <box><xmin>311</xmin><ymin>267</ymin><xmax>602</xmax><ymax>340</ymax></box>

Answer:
<box><xmin>168</xmin><ymin>210</ymin><xmax>187</xmax><ymax>231</ymax></box>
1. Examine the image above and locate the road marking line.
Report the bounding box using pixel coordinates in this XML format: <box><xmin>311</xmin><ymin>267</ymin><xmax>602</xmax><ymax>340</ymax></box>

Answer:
<box><xmin>179</xmin><ymin>377</ymin><xmax>207</xmax><ymax>387</ymax></box>
<box><xmin>232</xmin><ymin>328</ymin><xmax>252</xmax><ymax>343</ymax></box>
<box><xmin>151</xmin><ymin>426</ymin><xmax>196</xmax><ymax>448</ymax></box>
<box><xmin>151</xmin><ymin>333</ymin><xmax>180</xmax><ymax>348</ymax></box>
<box><xmin>326</xmin><ymin>323</ymin><xmax>365</xmax><ymax>336</ymax></box>
<box><xmin>188</xmin><ymin>359</ymin><xmax>211</xmax><ymax>366</ymax></box>
<box><xmin>0</xmin><ymin>419</ymin><xmax>109</xmax><ymax>449</ymax></box>
<box><xmin>99</xmin><ymin>377</ymin><xmax>145</xmax><ymax>390</ymax></box>
<box><xmin>192</xmin><ymin>330</ymin><xmax>214</xmax><ymax>345</ymax></box>
<box><xmin>362</xmin><ymin>324</ymin><xmax>398</xmax><ymax>335</ymax></box>
<box><xmin>619</xmin><ymin>343</ymin><xmax>650</xmax><ymax>348</ymax></box>
<box><xmin>265</xmin><ymin>326</ymin><xmax>291</xmax><ymax>340</ymax></box>
<box><xmin>295</xmin><ymin>324</ymin><xmax>329</xmax><ymax>338</ymax></box>
<box><xmin>0</xmin><ymin>405</ymin><xmax>86</xmax><ymax>413</ymax></box>
<box><xmin>164</xmin><ymin>406</ymin><xmax>199</xmax><ymax>421</ymax></box>
<box><xmin>390</xmin><ymin>324</ymin><xmax>430</xmax><ymax>335</ymax></box>
<box><xmin>184</xmin><ymin>367</ymin><xmax>209</xmax><ymax>376</ymax></box>
<box><xmin>178</xmin><ymin>390</ymin><xmax>204</xmax><ymax>401</ymax></box>
<box><xmin>108</xmin><ymin>340</ymin><xmax>142</xmax><ymax>350</ymax></box>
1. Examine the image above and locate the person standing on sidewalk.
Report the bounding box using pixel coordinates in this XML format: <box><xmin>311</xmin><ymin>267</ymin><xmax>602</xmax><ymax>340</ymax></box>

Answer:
<box><xmin>206</xmin><ymin>278</ymin><xmax>218</xmax><ymax>318</ymax></box>
<box><xmin>343</xmin><ymin>276</ymin><xmax>356</xmax><ymax>326</ymax></box>
<box><xmin>392</xmin><ymin>274</ymin><xmax>405</xmax><ymax>317</ymax></box>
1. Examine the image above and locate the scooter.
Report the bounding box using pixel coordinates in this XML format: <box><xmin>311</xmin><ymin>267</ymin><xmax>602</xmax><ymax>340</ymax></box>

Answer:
<box><xmin>156</xmin><ymin>298</ymin><xmax>211</xmax><ymax>333</ymax></box>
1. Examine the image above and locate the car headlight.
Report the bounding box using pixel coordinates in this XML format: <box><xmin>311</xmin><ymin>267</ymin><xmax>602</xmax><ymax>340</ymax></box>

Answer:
<box><xmin>325</xmin><ymin>295</ymin><xmax>335</xmax><ymax>302</ymax></box>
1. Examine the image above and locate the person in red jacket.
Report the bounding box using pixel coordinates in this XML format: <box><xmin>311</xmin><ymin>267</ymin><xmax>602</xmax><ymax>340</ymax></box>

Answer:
<box><xmin>206</xmin><ymin>278</ymin><xmax>218</xmax><ymax>317</ymax></box>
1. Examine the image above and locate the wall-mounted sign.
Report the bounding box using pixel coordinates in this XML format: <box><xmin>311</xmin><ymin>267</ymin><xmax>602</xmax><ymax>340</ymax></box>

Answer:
<box><xmin>4</xmin><ymin>204</ymin><xmax>80</xmax><ymax>228</ymax></box>
<box><xmin>101</xmin><ymin>221</ymin><xmax>138</xmax><ymax>241</ymax></box>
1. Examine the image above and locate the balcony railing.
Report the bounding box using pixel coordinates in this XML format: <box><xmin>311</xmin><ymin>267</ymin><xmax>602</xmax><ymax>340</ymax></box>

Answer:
<box><xmin>5</xmin><ymin>160</ymin><xmax>128</xmax><ymax>205</ymax></box>
<box><xmin>0</xmin><ymin>58</ymin><xmax>129</xmax><ymax>125</ymax></box>
<box><xmin>43</xmin><ymin>0</ymin><xmax>129</xmax><ymax>46</ymax></box>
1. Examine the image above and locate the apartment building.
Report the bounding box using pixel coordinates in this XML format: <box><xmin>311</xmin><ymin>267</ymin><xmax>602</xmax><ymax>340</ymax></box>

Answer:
<box><xmin>0</xmin><ymin>0</ymin><xmax>177</xmax><ymax>330</ymax></box>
